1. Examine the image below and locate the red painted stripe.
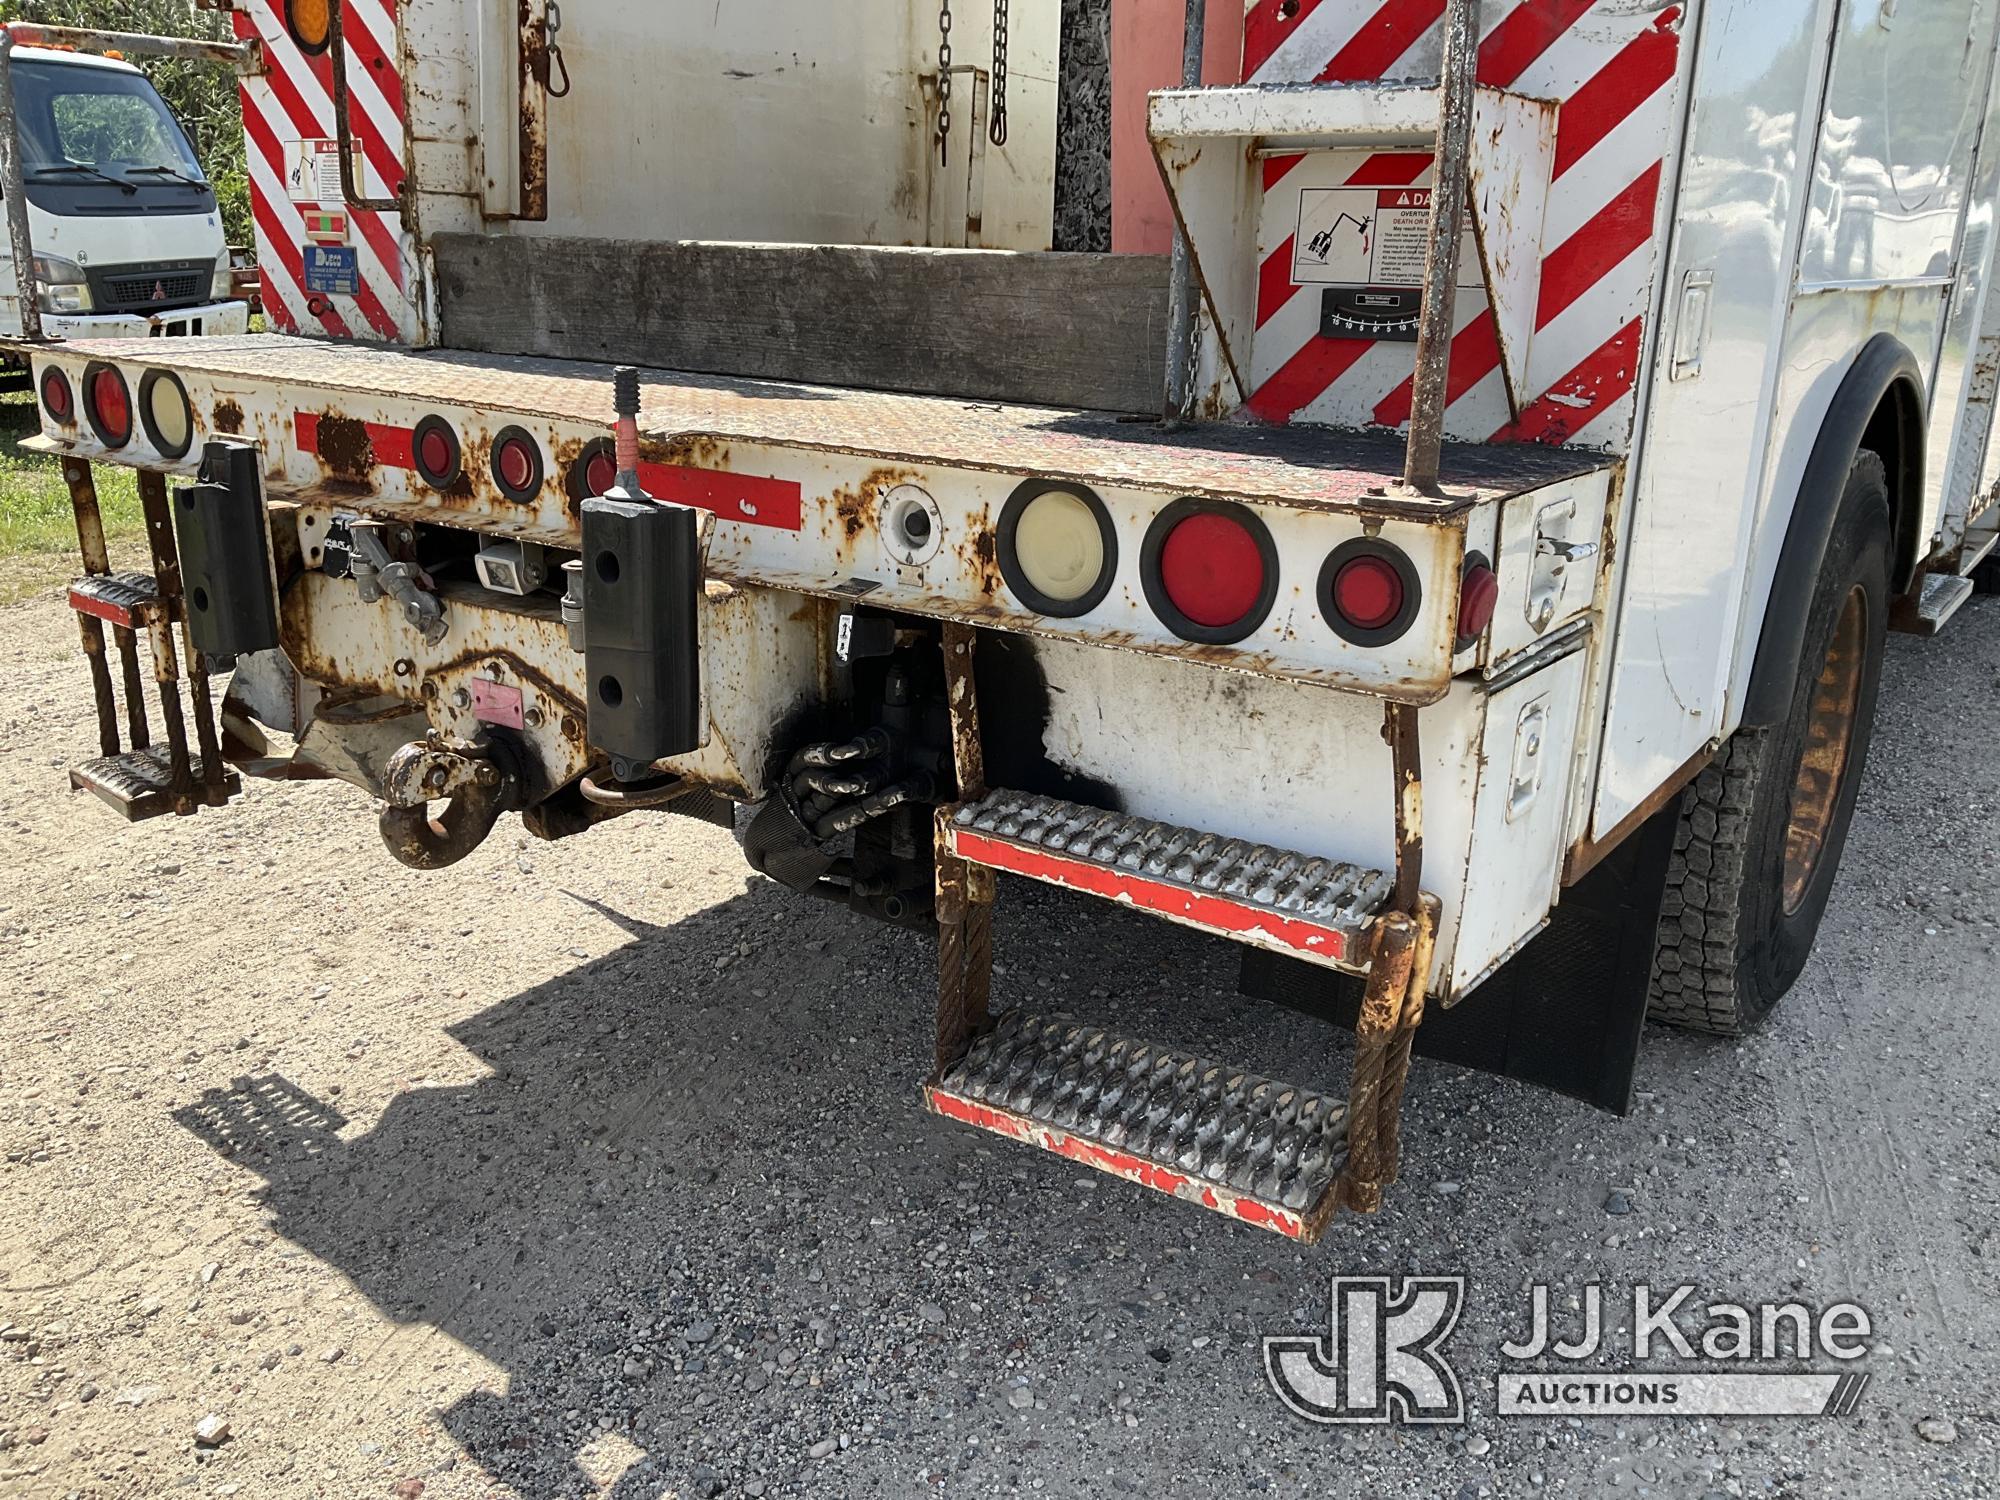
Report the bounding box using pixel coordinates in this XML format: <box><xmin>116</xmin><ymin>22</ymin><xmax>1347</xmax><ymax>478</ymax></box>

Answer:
<box><xmin>1262</xmin><ymin>152</ymin><xmax>1306</xmax><ymax>192</ymax></box>
<box><xmin>1373</xmin><ymin>312</ymin><xmax>1500</xmax><ymax>429</ymax></box>
<box><xmin>1477</xmin><ymin>0</ymin><xmax>1597</xmax><ymax>88</ymax></box>
<box><xmin>1369</xmin><ymin>163</ymin><xmax>1663</xmax><ymax>427</ymax></box>
<box><xmin>292</xmin><ymin>411</ymin><xmax>415</xmax><ymax>468</ymax></box>
<box><xmin>1243</xmin><ymin>0</ymin><xmax>1332</xmax><ymax>81</ymax></box>
<box><xmin>951</xmin><ymin>829</ymin><xmax>1350</xmax><ymax>961</ymax></box>
<box><xmin>1534</xmin><ymin>162</ymin><xmax>1662</xmax><ymax>327</ymax></box>
<box><xmin>635</xmin><ymin>461</ymin><xmax>802</xmax><ymax>530</ymax></box>
<box><xmin>1257</xmin><ymin>237</ymin><xmax>1300</xmax><ymax>328</ymax></box>
<box><xmin>335</xmin><ymin>0</ymin><xmax>407</xmax><ymax>124</ymax></box>
<box><xmin>1552</xmin><ymin>18</ymin><xmax>1680</xmax><ymax>179</ymax></box>
<box><xmin>1254</xmin><ymin>155</ymin><xmax>1429</xmax><ymax>331</ymax></box>
<box><xmin>1491</xmin><ymin>318</ymin><xmax>1643</xmax><ymax>445</ymax></box>
<box><xmin>1245</xmin><ymin>336</ymin><xmax>1375</xmax><ymax>424</ymax></box>
<box><xmin>926</xmin><ymin>1089</ymin><xmax>1309</xmax><ymax>1239</ymax></box>
<box><xmin>1318</xmin><ymin>0</ymin><xmax>1446</xmax><ymax>82</ymax></box>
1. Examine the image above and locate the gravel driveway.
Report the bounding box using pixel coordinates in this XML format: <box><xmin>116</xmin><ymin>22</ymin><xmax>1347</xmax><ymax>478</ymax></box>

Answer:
<box><xmin>1</xmin><ymin>587</ymin><xmax>1995</xmax><ymax>1499</ymax></box>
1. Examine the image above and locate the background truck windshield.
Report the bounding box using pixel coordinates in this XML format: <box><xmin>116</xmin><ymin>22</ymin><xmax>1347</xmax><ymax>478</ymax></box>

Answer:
<box><xmin>15</xmin><ymin>59</ymin><xmax>212</xmax><ymax>210</ymax></box>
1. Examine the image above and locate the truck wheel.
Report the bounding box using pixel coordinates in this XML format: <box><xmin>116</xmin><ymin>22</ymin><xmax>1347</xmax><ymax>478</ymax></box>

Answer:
<box><xmin>1647</xmin><ymin>452</ymin><xmax>1891</xmax><ymax>1035</ymax></box>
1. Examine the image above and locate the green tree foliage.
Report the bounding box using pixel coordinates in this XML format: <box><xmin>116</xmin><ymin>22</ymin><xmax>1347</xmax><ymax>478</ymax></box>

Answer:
<box><xmin>1</xmin><ymin>0</ymin><xmax>250</xmax><ymax>245</ymax></box>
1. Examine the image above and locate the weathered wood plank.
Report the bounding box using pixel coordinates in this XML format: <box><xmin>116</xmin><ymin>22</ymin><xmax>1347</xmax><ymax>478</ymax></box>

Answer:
<box><xmin>432</xmin><ymin>234</ymin><xmax>1170</xmax><ymax>413</ymax></box>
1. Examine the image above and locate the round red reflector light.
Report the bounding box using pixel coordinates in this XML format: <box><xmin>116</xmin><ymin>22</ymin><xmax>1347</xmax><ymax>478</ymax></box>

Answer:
<box><xmin>1332</xmin><ymin>555</ymin><xmax>1404</xmax><ymax>631</ymax></box>
<box><xmin>1456</xmin><ymin>557</ymin><xmax>1500</xmax><ymax>647</ymax></box>
<box><xmin>489</xmin><ymin>425</ymin><xmax>544</xmax><ymax>501</ymax></box>
<box><xmin>411</xmin><ymin>415</ymin><xmax>461</xmax><ymax>489</ymax></box>
<box><xmin>83</xmin><ymin>363</ymin><xmax>132</xmax><ymax>447</ymax></box>
<box><xmin>1141</xmin><ymin>499</ymin><xmax>1278</xmax><ymax>644</ymax></box>
<box><xmin>1317</xmin><ymin>538</ymin><xmax>1421</xmax><ymax>646</ymax></box>
<box><xmin>40</xmin><ymin>367</ymin><xmax>73</xmax><ymax>424</ymax></box>
<box><xmin>420</xmin><ymin>428</ymin><xmax>451</xmax><ymax>473</ymax></box>
<box><xmin>588</xmin><ymin>451</ymin><xmax>617</xmax><ymax>494</ymax></box>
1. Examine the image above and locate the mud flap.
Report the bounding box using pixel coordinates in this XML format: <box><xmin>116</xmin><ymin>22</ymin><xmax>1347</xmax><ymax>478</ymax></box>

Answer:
<box><xmin>1240</xmin><ymin>794</ymin><xmax>1679</xmax><ymax>1115</ymax></box>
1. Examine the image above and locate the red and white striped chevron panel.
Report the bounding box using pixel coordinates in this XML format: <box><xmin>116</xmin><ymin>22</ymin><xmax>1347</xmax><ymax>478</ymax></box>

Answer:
<box><xmin>231</xmin><ymin>0</ymin><xmax>416</xmax><ymax>344</ymax></box>
<box><xmin>1239</xmin><ymin>0</ymin><xmax>1687</xmax><ymax>452</ymax></box>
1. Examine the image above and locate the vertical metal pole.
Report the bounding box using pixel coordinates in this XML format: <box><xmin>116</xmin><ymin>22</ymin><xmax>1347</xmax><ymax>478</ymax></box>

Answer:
<box><xmin>1401</xmin><ymin>0</ymin><xmax>1479</xmax><ymax>496</ymax></box>
<box><xmin>1160</xmin><ymin>0</ymin><xmax>1208</xmax><ymax>425</ymax></box>
<box><xmin>138</xmin><ymin>473</ymin><xmax>195</xmax><ymax>811</ymax></box>
<box><xmin>0</xmin><ymin>30</ymin><xmax>44</xmax><ymax>343</ymax></box>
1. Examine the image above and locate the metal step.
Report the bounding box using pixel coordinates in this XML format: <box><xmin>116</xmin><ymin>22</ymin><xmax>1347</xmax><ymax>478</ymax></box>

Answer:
<box><xmin>945</xmin><ymin>790</ymin><xmax>1392</xmax><ymax>971</ymax></box>
<box><xmin>67</xmin><ymin>571</ymin><xmax>163</xmax><ymax>629</ymax></box>
<box><xmin>926</xmin><ymin>1011</ymin><xmax>1350</xmax><ymax>1240</ymax></box>
<box><xmin>69</xmin><ymin>747</ymin><xmax>241</xmax><ymax>821</ymax></box>
<box><xmin>1891</xmin><ymin>572</ymin><xmax>1975</xmax><ymax>637</ymax></box>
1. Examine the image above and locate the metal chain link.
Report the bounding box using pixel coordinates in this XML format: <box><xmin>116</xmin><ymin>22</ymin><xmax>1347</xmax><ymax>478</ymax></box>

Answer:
<box><xmin>989</xmin><ymin>0</ymin><xmax>1009</xmax><ymax>146</ymax></box>
<box><xmin>936</xmin><ymin>0</ymin><xmax>954</xmax><ymax>164</ymax></box>
<box><xmin>543</xmin><ymin>0</ymin><xmax>571</xmax><ymax>98</ymax></box>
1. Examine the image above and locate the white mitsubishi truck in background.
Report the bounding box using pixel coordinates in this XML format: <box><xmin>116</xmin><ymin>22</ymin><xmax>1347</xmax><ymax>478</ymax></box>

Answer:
<box><xmin>0</xmin><ymin>45</ymin><xmax>244</xmax><ymax>345</ymax></box>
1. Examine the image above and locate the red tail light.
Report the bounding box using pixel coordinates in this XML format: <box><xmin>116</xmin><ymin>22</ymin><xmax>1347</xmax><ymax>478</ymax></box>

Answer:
<box><xmin>1319</xmin><ymin>538</ymin><xmax>1421</xmax><ymax>646</ymax></box>
<box><xmin>587</xmin><ymin>449</ymin><xmax>617</xmax><ymax>494</ymax></box>
<box><xmin>39</xmin><ymin>366</ymin><xmax>73</xmax><ymax>425</ymax></box>
<box><xmin>1141</xmin><ymin>499</ymin><xmax>1278</xmax><ymax>644</ymax></box>
<box><xmin>1455</xmin><ymin>553</ymin><xmax>1500</xmax><ymax>649</ymax></box>
<box><xmin>83</xmin><ymin>362</ymin><xmax>132</xmax><ymax>447</ymax></box>
<box><xmin>412</xmin><ymin>415</ymin><xmax>461</xmax><ymax>489</ymax></box>
<box><xmin>490</xmin><ymin>426</ymin><xmax>544</xmax><ymax>501</ymax></box>
<box><xmin>568</xmin><ymin>438</ymin><xmax>619</xmax><ymax>503</ymax></box>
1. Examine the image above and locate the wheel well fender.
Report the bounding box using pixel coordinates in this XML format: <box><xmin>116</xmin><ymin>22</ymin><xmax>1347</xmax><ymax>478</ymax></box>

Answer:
<box><xmin>1740</xmin><ymin>333</ymin><xmax>1921</xmax><ymax>728</ymax></box>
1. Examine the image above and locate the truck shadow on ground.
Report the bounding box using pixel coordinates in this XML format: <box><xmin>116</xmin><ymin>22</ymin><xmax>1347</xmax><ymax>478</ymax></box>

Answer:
<box><xmin>168</xmin><ymin>875</ymin><xmax>1369</xmax><ymax>1498</ymax></box>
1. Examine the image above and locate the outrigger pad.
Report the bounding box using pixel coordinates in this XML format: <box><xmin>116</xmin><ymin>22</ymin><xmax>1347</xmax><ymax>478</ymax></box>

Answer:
<box><xmin>926</xmin><ymin>1012</ymin><xmax>1350</xmax><ymax>1241</ymax></box>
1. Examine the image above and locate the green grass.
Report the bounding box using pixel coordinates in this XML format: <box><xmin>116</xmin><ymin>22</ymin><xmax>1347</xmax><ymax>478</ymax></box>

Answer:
<box><xmin>0</xmin><ymin>380</ymin><xmax>144</xmax><ymax>604</ymax></box>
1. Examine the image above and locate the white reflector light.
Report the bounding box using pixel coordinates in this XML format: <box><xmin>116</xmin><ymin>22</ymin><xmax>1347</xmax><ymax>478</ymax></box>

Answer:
<box><xmin>1014</xmin><ymin>489</ymin><xmax>1104</xmax><ymax>601</ymax></box>
<box><xmin>146</xmin><ymin>375</ymin><xmax>191</xmax><ymax>456</ymax></box>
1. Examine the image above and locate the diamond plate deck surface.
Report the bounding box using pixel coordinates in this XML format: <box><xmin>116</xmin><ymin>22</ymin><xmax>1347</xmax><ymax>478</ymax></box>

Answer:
<box><xmin>935</xmin><ymin>1011</ymin><xmax>1349</xmax><ymax>1217</ymax></box>
<box><xmin>952</xmin><ymin>790</ymin><xmax>1393</xmax><ymax>938</ymax></box>
<box><xmin>54</xmin><ymin>335</ymin><xmax>1608</xmax><ymax>515</ymax></box>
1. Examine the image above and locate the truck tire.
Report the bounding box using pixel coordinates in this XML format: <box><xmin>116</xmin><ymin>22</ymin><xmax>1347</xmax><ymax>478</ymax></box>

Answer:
<box><xmin>1647</xmin><ymin>452</ymin><xmax>1892</xmax><ymax>1035</ymax></box>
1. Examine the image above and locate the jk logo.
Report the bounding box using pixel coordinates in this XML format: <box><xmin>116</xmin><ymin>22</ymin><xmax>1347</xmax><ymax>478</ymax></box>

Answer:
<box><xmin>1264</xmin><ymin>1276</ymin><xmax>1466</xmax><ymax>1424</ymax></box>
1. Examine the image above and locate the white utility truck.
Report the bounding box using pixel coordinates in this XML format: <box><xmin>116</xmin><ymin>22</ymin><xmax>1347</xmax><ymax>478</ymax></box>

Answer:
<box><xmin>0</xmin><ymin>39</ymin><xmax>245</xmax><ymax>343</ymax></box>
<box><xmin>16</xmin><ymin>0</ymin><xmax>2000</xmax><ymax>1241</ymax></box>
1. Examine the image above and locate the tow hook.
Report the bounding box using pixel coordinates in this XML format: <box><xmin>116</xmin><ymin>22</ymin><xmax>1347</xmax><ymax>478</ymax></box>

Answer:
<box><xmin>376</xmin><ymin>732</ymin><xmax>523</xmax><ymax>869</ymax></box>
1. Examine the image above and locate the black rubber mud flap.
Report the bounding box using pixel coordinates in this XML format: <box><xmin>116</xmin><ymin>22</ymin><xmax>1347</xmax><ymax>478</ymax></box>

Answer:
<box><xmin>175</xmin><ymin>438</ymin><xmax>280</xmax><ymax>657</ymax></box>
<box><xmin>1240</xmin><ymin>796</ymin><xmax>1680</xmax><ymax>1115</ymax></box>
<box><xmin>580</xmin><ymin>496</ymin><xmax>703</xmax><ymax>776</ymax></box>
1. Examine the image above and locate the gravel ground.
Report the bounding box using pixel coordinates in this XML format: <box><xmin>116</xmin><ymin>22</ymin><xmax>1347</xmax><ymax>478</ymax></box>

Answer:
<box><xmin>1</xmin><ymin>586</ymin><xmax>1996</xmax><ymax>1500</ymax></box>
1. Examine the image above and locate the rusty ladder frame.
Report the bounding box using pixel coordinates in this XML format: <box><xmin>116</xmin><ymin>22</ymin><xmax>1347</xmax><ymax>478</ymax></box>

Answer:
<box><xmin>64</xmin><ymin>459</ymin><xmax>231</xmax><ymax>816</ymax></box>
<box><xmin>930</xmin><ymin>0</ymin><xmax>1475</xmax><ymax>1218</ymax></box>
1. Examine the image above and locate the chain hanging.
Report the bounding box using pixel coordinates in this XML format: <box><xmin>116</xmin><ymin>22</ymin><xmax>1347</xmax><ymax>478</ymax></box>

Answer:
<box><xmin>936</xmin><ymin>0</ymin><xmax>954</xmax><ymax>164</ymax></box>
<box><xmin>989</xmin><ymin>0</ymin><xmax>1009</xmax><ymax>146</ymax></box>
<box><xmin>542</xmin><ymin>0</ymin><xmax>572</xmax><ymax>98</ymax></box>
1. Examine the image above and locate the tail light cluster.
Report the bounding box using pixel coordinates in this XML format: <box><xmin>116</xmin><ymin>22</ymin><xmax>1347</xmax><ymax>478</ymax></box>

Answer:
<box><xmin>998</xmin><ymin>480</ymin><xmax>1481</xmax><ymax>652</ymax></box>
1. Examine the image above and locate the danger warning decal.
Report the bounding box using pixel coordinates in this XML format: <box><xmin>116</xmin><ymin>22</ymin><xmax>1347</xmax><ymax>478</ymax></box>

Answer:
<box><xmin>1291</xmin><ymin>187</ymin><xmax>1481</xmax><ymax>290</ymax></box>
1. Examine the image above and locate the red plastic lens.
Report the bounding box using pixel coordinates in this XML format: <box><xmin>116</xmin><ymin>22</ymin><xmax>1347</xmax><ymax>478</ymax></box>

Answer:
<box><xmin>42</xmin><ymin>369</ymin><xmax>72</xmax><ymax>422</ymax></box>
<box><xmin>1332</xmin><ymin>555</ymin><xmax>1405</xmax><ymax>631</ymax></box>
<box><xmin>498</xmin><ymin>438</ymin><xmax>535</xmax><ymax>491</ymax></box>
<box><xmin>90</xmin><ymin>368</ymin><xmax>130</xmax><ymax>442</ymax></box>
<box><xmin>1457</xmin><ymin>561</ymin><xmax>1500</xmax><ymax>642</ymax></box>
<box><xmin>1159</xmin><ymin>512</ymin><xmax>1266</xmax><ymax>628</ymax></box>
<box><xmin>586</xmin><ymin>450</ymin><xmax>617</xmax><ymax>495</ymax></box>
<box><xmin>419</xmin><ymin>427</ymin><xmax>453</xmax><ymax>477</ymax></box>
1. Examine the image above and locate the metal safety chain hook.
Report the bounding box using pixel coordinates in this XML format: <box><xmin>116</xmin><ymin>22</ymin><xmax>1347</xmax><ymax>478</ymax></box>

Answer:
<box><xmin>936</xmin><ymin>0</ymin><xmax>954</xmax><ymax>164</ymax></box>
<box><xmin>989</xmin><ymin>0</ymin><xmax>1008</xmax><ymax>146</ymax></box>
<box><xmin>543</xmin><ymin>0</ymin><xmax>571</xmax><ymax>97</ymax></box>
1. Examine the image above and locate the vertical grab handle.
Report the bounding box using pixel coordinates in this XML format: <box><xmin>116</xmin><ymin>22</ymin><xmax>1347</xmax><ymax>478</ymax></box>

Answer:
<box><xmin>328</xmin><ymin>0</ymin><xmax>400</xmax><ymax>213</ymax></box>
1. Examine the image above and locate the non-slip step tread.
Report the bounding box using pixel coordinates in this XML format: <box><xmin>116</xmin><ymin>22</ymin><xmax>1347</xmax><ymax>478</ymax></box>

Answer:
<box><xmin>70</xmin><ymin>746</ymin><xmax>238</xmax><ymax>821</ymax></box>
<box><xmin>947</xmin><ymin>790</ymin><xmax>1392</xmax><ymax>967</ymax></box>
<box><xmin>68</xmin><ymin>571</ymin><xmax>163</xmax><ymax>628</ymax></box>
<box><xmin>929</xmin><ymin>1011</ymin><xmax>1348</xmax><ymax>1239</ymax></box>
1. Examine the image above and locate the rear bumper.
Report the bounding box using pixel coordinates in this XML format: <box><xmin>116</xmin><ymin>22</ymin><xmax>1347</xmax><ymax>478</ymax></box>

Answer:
<box><xmin>45</xmin><ymin>300</ymin><xmax>249</xmax><ymax>340</ymax></box>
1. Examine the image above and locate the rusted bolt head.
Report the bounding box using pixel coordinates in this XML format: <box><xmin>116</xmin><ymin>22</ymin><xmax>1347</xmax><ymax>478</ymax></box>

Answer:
<box><xmin>426</xmin><ymin>765</ymin><xmax>449</xmax><ymax>789</ymax></box>
<box><xmin>475</xmin><ymin>764</ymin><xmax>501</xmax><ymax>786</ymax></box>
<box><xmin>524</xmin><ymin>706</ymin><xmax>545</xmax><ymax>729</ymax></box>
<box><xmin>421</xmin><ymin>680</ymin><xmax>439</xmax><ymax>700</ymax></box>
<box><xmin>393</xmin><ymin>657</ymin><xmax>416</xmax><ymax>678</ymax></box>
<box><xmin>450</xmin><ymin>687</ymin><xmax>472</xmax><ymax>710</ymax></box>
